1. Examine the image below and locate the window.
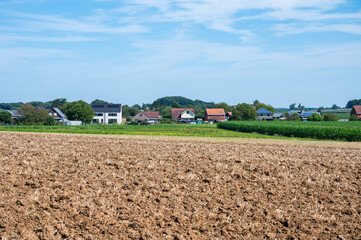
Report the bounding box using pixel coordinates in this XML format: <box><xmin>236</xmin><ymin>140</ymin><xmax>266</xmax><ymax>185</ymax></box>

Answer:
<box><xmin>96</xmin><ymin>113</ymin><xmax>103</xmax><ymax>116</ymax></box>
<box><xmin>108</xmin><ymin>113</ymin><xmax>117</xmax><ymax>116</ymax></box>
<box><xmin>54</xmin><ymin>113</ymin><xmax>57</xmax><ymax>116</ymax></box>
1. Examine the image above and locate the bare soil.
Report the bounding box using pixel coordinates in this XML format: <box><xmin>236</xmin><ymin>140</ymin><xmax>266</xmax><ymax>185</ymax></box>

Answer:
<box><xmin>0</xmin><ymin>132</ymin><xmax>360</xmax><ymax>239</ymax></box>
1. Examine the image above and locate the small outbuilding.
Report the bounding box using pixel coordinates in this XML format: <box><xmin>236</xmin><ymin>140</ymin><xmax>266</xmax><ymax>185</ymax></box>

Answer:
<box><xmin>204</xmin><ymin>108</ymin><xmax>226</xmax><ymax>122</ymax></box>
<box><xmin>350</xmin><ymin>106</ymin><xmax>361</xmax><ymax>119</ymax></box>
<box><xmin>132</xmin><ymin>111</ymin><xmax>160</xmax><ymax>123</ymax></box>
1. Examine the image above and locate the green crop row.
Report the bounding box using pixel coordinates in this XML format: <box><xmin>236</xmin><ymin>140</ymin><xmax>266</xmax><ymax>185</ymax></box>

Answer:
<box><xmin>217</xmin><ymin>121</ymin><xmax>361</xmax><ymax>142</ymax></box>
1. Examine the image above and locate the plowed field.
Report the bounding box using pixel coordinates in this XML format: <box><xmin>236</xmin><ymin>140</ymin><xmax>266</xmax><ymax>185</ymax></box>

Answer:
<box><xmin>0</xmin><ymin>132</ymin><xmax>360</xmax><ymax>239</ymax></box>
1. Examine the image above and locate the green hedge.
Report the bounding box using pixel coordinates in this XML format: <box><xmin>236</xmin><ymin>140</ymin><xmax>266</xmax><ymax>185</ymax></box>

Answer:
<box><xmin>218</xmin><ymin>121</ymin><xmax>361</xmax><ymax>142</ymax></box>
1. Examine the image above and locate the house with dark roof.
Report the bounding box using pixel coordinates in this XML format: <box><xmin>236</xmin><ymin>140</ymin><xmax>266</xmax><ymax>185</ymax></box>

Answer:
<box><xmin>172</xmin><ymin>108</ymin><xmax>195</xmax><ymax>122</ymax></box>
<box><xmin>204</xmin><ymin>108</ymin><xmax>226</xmax><ymax>122</ymax></box>
<box><xmin>91</xmin><ymin>104</ymin><xmax>122</xmax><ymax>124</ymax></box>
<box><xmin>7</xmin><ymin>110</ymin><xmax>22</xmax><ymax>122</ymax></box>
<box><xmin>257</xmin><ymin>108</ymin><xmax>273</xmax><ymax>120</ymax></box>
<box><xmin>132</xmin><ymin>111</ymin><xmax>160</xmax><ymax>123</ymax></box>
<box><xmin>48</xmin><ymin>107</ymin><xmax>67</xmax><ymax>122</ymax></box>
<box><xmin>350</xmin><ymin>106</ymin><xmax>361</xmax><ymax>119</ymax></box>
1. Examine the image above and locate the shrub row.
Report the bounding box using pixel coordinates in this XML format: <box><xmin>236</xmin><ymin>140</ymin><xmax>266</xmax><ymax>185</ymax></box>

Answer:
<box><xmin>218</xmin><ymin>121</ymin><xmax>361</xmax><ymax>142</ymax></box>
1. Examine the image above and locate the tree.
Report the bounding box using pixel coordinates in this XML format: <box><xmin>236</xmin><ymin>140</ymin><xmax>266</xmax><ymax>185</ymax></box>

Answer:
<box><xmin>151</xmin><ymin>100</ymin><xmax>161</xmax><ymax>111</ymax></box>
<box><xmin>64</xmin><ymin>100</ymin><xmax>95</xmax><ymax>123</ymax></box>
<box><xmin>0</xmin><ymin>111</ymin><xmax>12</xmax><ymax>124</ymax></box>
<box><xmin>214</xmin><ymin>102</ymin><xmax>233</xmax><ymax>113</ymax></box>
<box><xmin>323</xmin><ymin>113</ymin><xmax>338</xmax><ymax>121</ymax></box>
<box><xmin>331</xmin><ymin>104</ymin><xmax>340</xmax><ymax>110</ymax></box>
<box><xmin>254</xmin><ymin>103</ymin><xmax>275</xmax><ymax>113</ymax></box>
<box><xmin>346</xmin><ymin>99</ymin><xmax>361</xmax><ymax>108</ymax></box>
<box><xmin>51</xmin><ymin>98</ymin><xmax>67</xmax><ymax>108</ymax></box>
<box><xmin>253</xmin><ymin>99</ymin><xmax>260</xmax><ymax>105</ymax></box>
<box><xmin>194</xmin><ymin>105</ymin><xmax>204</xmax><ymax>119</ymax></box>
<box><xmin>17</xmin><ymin>103</ymin><xmax>51</xmax><ymax>125</ymax></box>
<box><xmin>91</xmin><ymin>99</ymin><xmax>108</xmax><ymax>105</ymax></box>
<box><xmin>161</xmin><ymin>106</ymin><xmax>172</xmax><ymax>118</ymax></box>
<box><xmin>232</xmin><ymin>103</ymin><xmax>257</xmax><ymax>120</ymax></box>
<box><xmin>307</xmin><ymin>113</ymin><xmax>322</xmax><ymax>121</ymax></box>
<box><xmin>172</xmin><ymin>101</ymin><xmax>181</xmax><ymax>108</ymax></box>
<box><xmin>289</xmin><ymin>103</ymin><xmax>296</xmax><ymax>110</ymax></box>
<box><xmin>286</xmin><ymin>113</ymin><xmax>301</xmax><ymax>121</ymax></box>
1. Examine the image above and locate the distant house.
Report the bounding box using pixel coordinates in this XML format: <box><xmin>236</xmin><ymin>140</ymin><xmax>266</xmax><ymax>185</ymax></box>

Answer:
<box><xmin>272</xmin><ymin>113</ymin><xmax>286</xmax><ymax>120</ymax></box>
<box><xmin>7</xmin><ymin>110</ymin><xmax>22</xmax><ymax>122</ymax></box>
<box><xmin>48</xmin><ymin>107</ymin><xmax>67</xmax><ymax>122</ymax></box>
<box><xmin>204</xmin><ymin>108</ymin><xmax>226</xmax><ymax>122</ymax></box>
<box><xmin>257</xmin><ymin>108</ymin><xmax>273</xmax><ymax>120</ymax></box>
<box><xmin>172</xmin><ymin>108</ymin><xmax>195</xmax><ymax>122</ymax></box>
<box><xmin>350</xmin><ymin>106</ymin><xmax>361</xmax><ymax>118</ymax></box>
<box><xmin>132</xmin><ymin>111</ymin><xmax>160</xmax><ymax>123</ymax></box>
<box><xmin>288</xmin><ymin>110</ymin><xmax>303</xmax><ymax>116</ymax></box>
<box><xmin>350</xmin><ymin>106</ymin><xmax>361</xmax><ymax>119</ymax></box>
<box><xmin>91</xmin><ymin>104</ymin><xmax>122</xmax><ymax>124</ymax></box>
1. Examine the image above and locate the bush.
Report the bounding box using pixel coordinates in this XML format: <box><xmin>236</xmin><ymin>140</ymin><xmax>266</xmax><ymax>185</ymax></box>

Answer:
<box><xmin>126</xmin><ymin>116</ymin><xmax>132</xmax><ymax>122</ymax></box>
<box><xmin>160</xmin><ymin>118</ymin><xmax>173</xmax><ymax>124</ymax></box>
<box><xmin>349</xmin><ymin>115</ymin><xmax>358</xmax><ymax>121</ymax></box>
<box><xmin>286</xmin><ymin>113</ymin><xmax>301</xmax><ymax>121</ymax></box>
<box><xmin>217</xmin><ymin>121</ymin><xmax>361</xmax><ymax>142</ymax></box>
<box><xmin>307</xmin><ymin>113</ymin><xmax>322</xmax><ymax>121</ymax></box>
<box><xmin>130</xmin><ymin>121</ymin><xmax>138</xmax><ymax>125</ymax></box>
<box><xmin>0</xmin><ymin>111</ymin><xmax>12</xmax><ymax>124</ymax></box>
<box><xmin>323</xmin><ymin>113</ymin><xmax>338</xmax><ymax>121</ymax></box>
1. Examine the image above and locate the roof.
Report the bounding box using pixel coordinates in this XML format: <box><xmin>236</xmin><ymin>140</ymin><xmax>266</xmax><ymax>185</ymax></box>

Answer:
<box><xmin>257</xmin><ymin>108</ymin><xmax>272</xmax><ymax>114</ymax></box>
<box><xmin>273</xmin><ymin>113</ymin><xmax>285</xmax><ymax>117</ymax></box>
<box><xmin>142</xmin><ymin>111</ymin><xmax>159</xmax><ymax>118</ymax></box>
<box><xmin>205</xmin><ymin>108</ymin><xmax>225</xmax><ymax>116</ymax></box>
<box><xmin>301</xmin><ymin>112</ymin><xmax>320</xmax><ymax>117</ymax></box>
<box><xmin>92</xmin><ymin>104</ymin><xmax>122</xmax><ymax>113</ymax></box>
<box><xmin>352</xmin><ymin>106</ymin><xmax>361</xmax><ymax>114</ymax></box>
<box><xmin>52</xmin><ymin>108</ymin><xmax>67</xmax><ymax>118</ymax></box>
<box><xmin>172</xmin><ymin>108</ymin><xmax>195</xmax><ymax>119</ymax></box>
<box><xmin>7</xmin><ymin>110</ymin><xmax>21</xmax><ymax>117</ymax></box>
<box><xmin>227</xmin><ymin>112</ymin><xmax>232</xmax><ymax>116</ymax></box>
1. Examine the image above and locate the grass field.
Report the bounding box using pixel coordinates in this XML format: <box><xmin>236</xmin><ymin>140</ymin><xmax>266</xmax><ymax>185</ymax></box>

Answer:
<box><xmin>218</xmin><ymin>121</ymin><xmax>361</xmax><ymax>141</ymax></box>
<box><xmin>0</xmin><ymin>124</ymin><xmax>290</xmax><ymax>139</ymax></box>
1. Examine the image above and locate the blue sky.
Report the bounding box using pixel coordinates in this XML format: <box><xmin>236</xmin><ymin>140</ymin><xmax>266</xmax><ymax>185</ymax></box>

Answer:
<box><xmin>0</xmin><ymin>0</ymin><xmax>360</xmax><ymax>107</ymax></box>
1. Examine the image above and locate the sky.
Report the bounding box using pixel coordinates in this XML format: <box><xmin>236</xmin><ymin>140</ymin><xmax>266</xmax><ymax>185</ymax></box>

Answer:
<box><xmin>0</xmin><ymin>0</ymin><xmax>360</xmax><ymax>107</ymax></box>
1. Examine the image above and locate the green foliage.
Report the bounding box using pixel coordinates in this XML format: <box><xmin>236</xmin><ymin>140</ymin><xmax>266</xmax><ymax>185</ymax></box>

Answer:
<box><xmin>0</xmin><ymin>102</ymin><xmax>23</xmax><ymax>110</ymax></box>
<box><xmin>194</xmin><ymin>106</ymin><xmax>204</xmax><ymax>119</ymax></box>
<box><xmin>307</xmin><ymin>113</ymin><xmax>322</xmax><ymax>121</ymax></box>
<box><xmin>214</xmin><ymin>102</ymin><xmax>233</xmax><ymax>113</ymax></box>
<box><xmin>0</xmin><ymin>111</ymin><xmax>12</xmax><ymax>124</ymax></box>
<box><xmin>254</xmin><ymin>103</ymin><xmax>275</xmax><ymax>113</ymax></box>
<box><xmin>64</xmin><ymin>100</ymin><xmax>95</xmax><ymax>123</ymax></box>
<box><xmin>161</xmin><ymin>106</ymin><xmax>172</xmax><ymax>118</ymax></box>
<box><xmin>51</xmin><ymin>98</ymin><xmax>67</xmax><ymax>108</ymax></box>
<box><xmin>153</xmin><ymin>96</ymin><xmax>215</xmax><ymax>109</ymax></box>
<box><xmin>126</xmin><ymin>116</ymin><xmax>132</xmax><ymax>122</ymax></box>
<box><xmin>323</xmin><ymin>113</ymin><xmax>338</xmax><ymax>121</ymax></box>
<box><xmin>44</xmin><ymin>115</ymin><xmax>56</xmax><ymax>126</ymax></box>
<box><xmin>290</xmin><ymin>103</ymin><xmax>304</xmax><ymax>110</ymax></box>
<box><xmin>232</xmin><ymin>103</ymin><xmax>257</xmax><ymax>121</ymax></box>
<box><xmin>17</xmin><ymin>103</ymin><xmax>51</xmax><ymax>125</ymax></box>
<box><xmin>218</xmin><ymin>121</ymin><xmax>361</xmax><ymax>142</ymax></box>
<box><xmin>331</xmin><ymin>104</ymin><xmax>340</xmax><ymax>110</ymax></box>
<box><xmin>172</xmin><ymin>101</ymin><xmax>181</xmax><ymax>108</ymax></box>
<box><xmin>122</xmin><ymin>105</ymin><xmax>140</xmax><ymax>117</ymax></box>
<box><xmin>91</xmin><ymin>99</ymin><xmax>109</xmax><ymax>105</ymax></box>
<box><xmin>349</xmin><ymin>115</ymin><xmax>359</xmax><ymax>121</ymax></box>
<box><xmin>286</xmin><ymin>113</ymin><xmax>301</xmax><ymax>121</ymax></box>
<box><xmin>346</xmin><ymin>99</ymin><xmax>361</xmax><ymax>108</ymax></box>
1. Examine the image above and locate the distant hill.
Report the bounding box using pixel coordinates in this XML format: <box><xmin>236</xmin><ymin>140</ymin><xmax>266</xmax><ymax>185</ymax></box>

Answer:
<box><xmin>153</xmin><ymin>96</ymin><xmax>215</xmax><ymax>109</ymax></box>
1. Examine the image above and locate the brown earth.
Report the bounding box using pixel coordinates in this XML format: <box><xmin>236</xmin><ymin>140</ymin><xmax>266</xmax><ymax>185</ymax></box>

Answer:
<box><xmin>0</xmin><ymin>132</ymin><xmax>360</xmax><ymax>239</ymax></box>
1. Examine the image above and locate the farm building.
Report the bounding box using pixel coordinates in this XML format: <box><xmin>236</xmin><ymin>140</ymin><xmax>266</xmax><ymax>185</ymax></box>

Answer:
<box><xmin>48</xmin><ymin>107</ymin><xmax>67</xmax><ymax>122</ymax></box>
<box><xmin>273</xmin><ymin>113</ymin><xmax>286</xmax><ymax>120</ymax></box>
<box><xmin>204</xmin><ymin>108</ymin><xmax>226</xmax><ymax>122</ymax></box>
<box><xmin>350</xmin><ymin>106</ymin><xmax>361</xmax><ymax>118</ymax></box>
<box><xmin>132</xmin><ymin>111</ymin><xmax>160</xmax><ymax>123</ymax></box>
<box><xmin>7</xmin><ymin>110</ymin><xmax>22</xmax><ymax>122</ymax></box>
<box><xmin>257</xmin><ymin>108</ymin><xmax>273</xmax><ymax>120</ymax></box>
<box><xmin>91</xmin><ymin>104</ymin><xmax>122</xmax><ymax>124</ymax></box>
<box><xmin>172</xmin><ymin>108</ymin><xmax>195</xmax><ymax>122</ymax></box>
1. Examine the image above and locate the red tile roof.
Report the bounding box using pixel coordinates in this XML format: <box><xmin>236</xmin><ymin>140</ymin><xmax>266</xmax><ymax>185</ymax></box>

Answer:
<box><xmin>143</xmin><ymin>111</ymin><xmax>159</xmax><ymax>118</ymax></box>
<box><xmin>172</xmin><ymin>108</ymin><xmax>195</xmax><ymax>119</ymax></box>
<box><xmin>227</xmin><ymin>112</ymin><xmax>232</xmax><ymax>116</ymax></box>
<box><xmin>352</xmin><ymin>106</ymin><xmax>361</xmax><ymax>115</ymax></box>
<box><xmin>205</xmin><ymin>108</ymin><xmax>225</xmax><ymax>115</ymax></box>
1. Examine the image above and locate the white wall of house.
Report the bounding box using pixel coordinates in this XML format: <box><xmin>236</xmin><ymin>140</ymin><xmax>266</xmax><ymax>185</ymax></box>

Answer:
<box><xmin>93</xmin><ymin>110</ymin><xmax>122</xmax><ymax>124</ymax></box>
<box><xmin>181</xmin><ymin>110</ymin><xmax>195</xmax><ymax>120</ymax></box>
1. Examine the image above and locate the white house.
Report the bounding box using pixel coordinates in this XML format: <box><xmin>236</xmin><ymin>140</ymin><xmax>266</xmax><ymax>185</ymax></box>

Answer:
<box><xmin>91</xmin><ymin>104</ymin><xmax>122</xmax><ymax>124</ymax></box>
